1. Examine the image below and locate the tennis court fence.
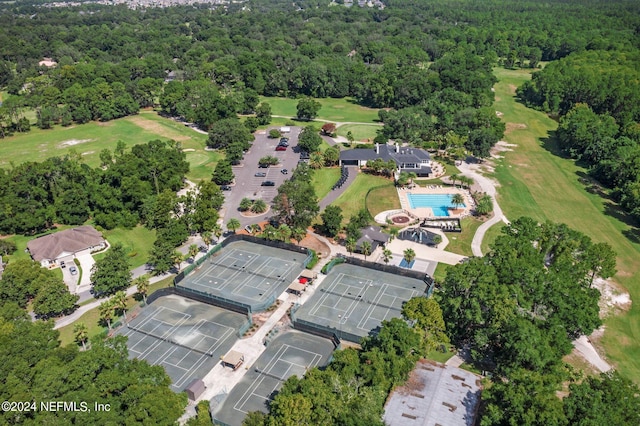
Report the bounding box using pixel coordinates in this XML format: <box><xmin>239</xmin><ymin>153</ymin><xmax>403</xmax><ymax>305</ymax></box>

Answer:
<box><xmin>126</xmin><ymin>323</ymin><xmax>214</xmax><ymax>357</ymax></box>
<box><xmin>290</xmin><ymin>305</ymin><xmax>353</xmax><ymax>346</ymax></box>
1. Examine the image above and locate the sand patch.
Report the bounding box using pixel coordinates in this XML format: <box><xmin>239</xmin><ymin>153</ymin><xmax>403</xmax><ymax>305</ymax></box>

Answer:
<box><xmin>82</xmin><ymin>151</ymin><xmax>95</xmax><ymax>156</ymax></box>
<box><xmin>183</xmin><ymin>148</ymin><xmax>196</xmax><ymax>152</ymax></box>
<box><xmin>127</xmin><ymin>115</ymin><xmax>191</xmax><ymax>141</ymax></box>
<box><xmin>592</xmin><ymin>277</ymin><xmax>631</xmax><ymax>317</ymax></box>
<box><xmin>58</xmin><ymin>139</ymin><xmax>94</xmax><ymax>148</ymax></box>
<box><xmin>508</xmin><ymin>84</ymin><xmax>518</xmax><ymax>94</ymax></box>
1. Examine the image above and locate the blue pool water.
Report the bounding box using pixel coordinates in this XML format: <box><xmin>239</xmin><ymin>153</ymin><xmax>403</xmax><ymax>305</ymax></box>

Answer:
<box><xmin>407</xmin><ymin>194</ymin><xmax>465</xmax><ymax>217</ymax></box>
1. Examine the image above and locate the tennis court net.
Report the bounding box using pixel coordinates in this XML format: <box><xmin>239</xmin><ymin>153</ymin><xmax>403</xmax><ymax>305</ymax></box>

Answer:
<box><xmin>209</xmin><ymin>257</ymin><xmax>290</xmax><ymax>282</ymax></box>
<box><xmin>319</xmin><ymin>288</ymin><xmax>402</xmax><ymax>312</ymax></box>
<box><xmin>254</xmin><ymin>367</ymin><xmax>288</xmax><ymax>382</ymax></box>
<box><xmin>127</xmin><ymin>324</ymin><xmax>213</xmax><ymax>357</ymax></box>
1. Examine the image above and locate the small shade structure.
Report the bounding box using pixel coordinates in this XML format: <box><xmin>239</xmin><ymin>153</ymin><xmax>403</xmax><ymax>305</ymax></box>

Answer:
<box><xmin>222</xmin><ymin>350</ymin><xmax>245</xmax><ymax>370</ymax></box>
<box><xmin>299</xmin><ymin>270</ymin><xmax>317</xmax><ymax>282</ymax></box>
<box><xmin>287</xmin><ymin>281</ymin><xmax>306</xmax><ymax>296</ymax></box>
<box><xmin>185</xmin><ymin>379</ymin><xmax>206</xmax><ymax>401</ymax></box>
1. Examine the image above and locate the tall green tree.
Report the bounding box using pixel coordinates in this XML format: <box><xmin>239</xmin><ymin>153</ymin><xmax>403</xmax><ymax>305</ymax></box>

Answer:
<box><xmin>298</xmin><ymin>126</ymin><xmax>323</xmax><ymax>153</ymax></box>
<box><xmin>32</xmin><ymin>278</ymin><xmax>79</xmax><ymax>319</ymax></box>
<box><xmin>227</xmin><ymin>218</ymin><xmax>241</xmax><ymax>234</ymax></box>
<box><xmin>320</xmin><ymin>205</ymin><xmax>343</xmax><ymax>237</ymax></box>
<box><xmin>212</xmin><ymin>159</ymin><xmax>234</xmax><ymax>185</ymax></box>
<box><xmin>73</xmin><ymin>322</ymin><xmax>89</xmax><ymax>351</ymax></box>
<box><xmin>91</xmin><ymin>243</ymin><xmax>132</xmax><ymax>297</ymax></box>
<box><xmin>296</xmin><ymin>98</ymin><xmax>321</xmax><ymax>121</ymax></box>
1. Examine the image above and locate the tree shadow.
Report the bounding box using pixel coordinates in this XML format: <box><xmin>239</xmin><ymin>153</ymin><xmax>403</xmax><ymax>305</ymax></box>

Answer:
<box><xmin>576</xmin><ymin>171</ymin><xmax>615</xmax><ymax>201</ymax></box>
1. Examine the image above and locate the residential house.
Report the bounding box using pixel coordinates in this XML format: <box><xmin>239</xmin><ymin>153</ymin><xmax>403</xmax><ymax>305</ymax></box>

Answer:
<box><xmin>26</xmin><ymin>226</ymin><xmax>106</xmax><ymax>267</ymax></box>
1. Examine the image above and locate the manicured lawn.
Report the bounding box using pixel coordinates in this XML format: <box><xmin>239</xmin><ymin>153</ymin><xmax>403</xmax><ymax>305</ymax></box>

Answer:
<box><xmin>93</xmin><ymin>225</ymin><xmax>156</xmax><ymax>269</ymax></box>
<box><xmin>492</xmin><ymin>67</ymin><xmax>640</xmax><ymax>382</ymax></box>
<box><xmin>330</xmin><ymin>173</ymin><xmax>393</xmax><ymax>224</ymax></box>
<box><xmin>365</xmin><ymin>183</ymin><xmax>401</xmax><ymax>217</ymax></box>
<box><xmin>312</xmin><ymin>168</ymin><xmax>341</xmax><ymax>201</ymax></box>
<box><xmin>58</xmin><ymin>275</ymin><xmax>174</xmax><ymax>347</ymax></box>
<box><xmin>444</xmin><ymin>217</ymin><xmax>483</xmax><ymax>257</ymax></box>
<box><xmin>1</xmin><ymin>224</ymin><xmax>76</xmax><ymax>264</ymax></box>
<box><xmin>259</xmin><ymin>96</ymin><xmax>380</xmax><ymax>123</ymax></box>
<box><xmin>0</xmin><ymin>109</ymin><xmax>219</xmax><ymax>183</ymax></box>
<box><xmin>336</xmin><ymin>123</ymin><xmax>381</xmax><ymax>142</ymax></box>
<box><xmin>480</xmin><ymin>222</ymin><xmax>505</xmax><ymax>255</ymax></box>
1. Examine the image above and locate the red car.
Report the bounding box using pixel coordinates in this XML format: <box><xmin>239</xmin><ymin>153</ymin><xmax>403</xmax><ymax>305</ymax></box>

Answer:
<box><xmin>275</xmin><ymin>145</ymin><xmax>287</xmax><ymax>151</ymax></box>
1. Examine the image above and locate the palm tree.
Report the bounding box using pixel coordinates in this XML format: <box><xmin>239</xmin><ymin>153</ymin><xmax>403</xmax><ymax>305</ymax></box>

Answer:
<box><xmin>451</xmin><ymin>193</ymin><xmax>465</xmax><ymax>210</ymax></box>
<box><xmin>345</xmin><ymin>237</ymin><xmax>357</xmax><ymax>256</ymax></box>
<box><xmin>172</xmin><ymin>250</ymin><xmax>184</xmax><ymax>271</ymax></box>
<box><xmin>227</xmin><ymin>218</ymin><xmax>241</xmax><ymax>234</ymax></box>
<box><xmin>251</xmin><ymin>199</ymin><xmax>267</xmax><ymax>213</ymax></box>
<box><xmin>403</xmin><ymin>248</ymin><xmax>416</xmax><ymax>265</ymax></box>
<box><xmin>460</xmin><ymin>175</ymin><xmax>474</xmax><ymax>189</ymax></box>
<box><xmin>99</xmin><ymin>300</ymin><xmax>115</xmax><ymax>330</ymax></box>
<box><xmin>134</xmin><ymin>275</ymin><xmax>149</xmax><ymax>305</ymax></box>
<box><xmin>277</xmin><ymin>224</ymin><xmax>292</xmax><ymax>242</ymax></box>
<box><xmin>188</xmin><ymin>244</ymin><xmax>199</xmax><ymax>261</ymax></box>
<box><xmin>212</xmin><ymin>224</ymin><xmax>223</xmax><ymax>242</ymax></box>
<box><xmin>450</xmin><ymin>173</ymin><xmax>459</xmax><ymax>187</ymax></box>
<box><xmin>361</xmin><ymin>241</ymin><xmax>372</xmax><ymax>261</ymax></box>
<box><xmin>201</xmin><ymin>231</ymin><xmax>212</xmax><ymax>247</ymax></box>
<box><xmin>250</xmin><ymin>224</ymin><xmax>262</xmax><ymax>235</ymax></box>
<box><xmin>382</xmin><ymin>249</ymin><xmax>393</xmax><ymax>264</ymax></box>
<box><xmin>310</xmin><ymin>151</ymin><xmax>324</xmax><ymax>169</ymax></box>
<box><xmin>389</xmin><ymin>227</ymin><xmax>399</xmax><ymax>242</ymax></box>
<box><xmin>292</xmin><ymin>227</ymin><xmax>307</xmax><ymax>245</ymax></box>
<box><xmin>113</xmin><ymin>290</ymin><xmax>128</xmax><ymax>323</ymax></box>
<box><xmin>73</xmin><ymin>322</ymin><xmax>89</xmax><ymax>351</ymax></box>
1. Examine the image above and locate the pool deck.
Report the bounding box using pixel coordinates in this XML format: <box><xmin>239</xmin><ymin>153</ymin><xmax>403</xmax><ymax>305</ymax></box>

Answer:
<box><xmin>397</xmin><ymin>185</ymin><xmax>473</xmax><ymax>219</ymax></box>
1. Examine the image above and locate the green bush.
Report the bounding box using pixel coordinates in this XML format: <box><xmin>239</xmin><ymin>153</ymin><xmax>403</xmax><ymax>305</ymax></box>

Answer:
<box><xmin>305</xmin><ymin>249</ymin><xmax>319</xmax><ymax>269</ymax></box>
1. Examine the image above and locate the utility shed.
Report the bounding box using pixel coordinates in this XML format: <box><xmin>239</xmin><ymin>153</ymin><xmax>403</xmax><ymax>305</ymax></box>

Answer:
<box><xmin>383</xmin><ymin>360</ymin><xmax>482</xmax><ymax>426</ymax></box>
<box><xmin>185</xmin><ymin>379</ymin><xmax>206</xmax><ymax>401</ymax></box>
<box><xmin>222</xmin><ymin>350</ymin><xmax>245</xmax><ymax>370</ymax></box>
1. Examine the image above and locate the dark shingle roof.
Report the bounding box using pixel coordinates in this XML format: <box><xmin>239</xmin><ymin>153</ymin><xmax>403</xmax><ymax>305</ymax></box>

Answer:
<box><xmin>340</xmin><ymin>143</ymin><xmax>430</xmax><ymax>165</ymax></box>
<box><xmin>27</xmin><ymin>226</ymin><xmax>104</xmax><ymax>261</ymax></box>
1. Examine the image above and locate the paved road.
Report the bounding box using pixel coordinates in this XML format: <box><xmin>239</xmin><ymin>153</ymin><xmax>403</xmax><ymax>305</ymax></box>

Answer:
<box><xmin>457</xmin><ymin>160</ymin><xmax>510</xmax><ymax>256</ymax></box>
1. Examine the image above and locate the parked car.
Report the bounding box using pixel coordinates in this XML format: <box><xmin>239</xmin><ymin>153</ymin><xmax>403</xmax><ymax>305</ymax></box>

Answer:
<box><xmin>258</xmin><ymin>163</ymin><xmax>270</xmax><ymax>168</ymax></box>
<box><xmin>60</xmin><ymin>260</ymin><xmax>66</xmax><ymax>269</ymax></box>
<box><xmin>69</xmin><ymin>266</ymin><xmax>78</xmax><ymax>275</ymax></box>
<box><xmin>275</xmin><ymin>145</ymin><xmax>287</xmax><ymax>151</ymax></box>
<box><xmin>261</xmin><ymin>181</ymin><xmax>276</xmax><ymax>186</ymax></box>
<box><xmin>299</xmin><ymin>151</ymin><xmax>310</xmax><ymax>159</ymax></box>
<box><xmin>281</xmin><ymin>169</ymin><xmax>288</xmax><ymax>174</ymax></box>
<box><xmin>220</xmin><ymin>185</ymin><xmax>232</xmax><ymax>191</ymax></box>
<box><xmin>254</xmin><ymin>172</ymin><xmax>267</xmax><ymax>177</ymax></box>
<box><xmin>278</xmin><ymin>139</ymin><xmax>289</xmax><ymax>147</ymax></box>
<box><xmin>244</xmin><ymin>225</ymin><xmax>253</xmax><ymax>234</ymax></box>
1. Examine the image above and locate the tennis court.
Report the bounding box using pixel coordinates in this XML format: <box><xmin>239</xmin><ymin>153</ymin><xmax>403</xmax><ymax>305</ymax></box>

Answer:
<box><xmin>117</xmin><ymin>294</ymin><xmax>248</xmax><ymax>392</ymax></box>
<box><xmin>293</xmin><ymin>263</ymin><xmax>428</xmax><ymax>342</ymax></box>
<box><xmin>213</xmin><ymin>330</ymin><xmax>335</xmax><ymax>426</ymax></box>
<box><xmin>179</xmin><ymin>241</ymin><xmax>306</xmax><ymax>311</ymax></box>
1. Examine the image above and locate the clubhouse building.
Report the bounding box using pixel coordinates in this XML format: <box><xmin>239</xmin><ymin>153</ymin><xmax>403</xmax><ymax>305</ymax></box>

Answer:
<box><xmin>339</xmin><ymin>142</ymin><xmax>432</xmax><ymax>177</ymax></box>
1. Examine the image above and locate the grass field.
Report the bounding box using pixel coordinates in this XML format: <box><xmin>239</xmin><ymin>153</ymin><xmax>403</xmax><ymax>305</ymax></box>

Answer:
<box><xmin>492</xmin><ymin>67</ymin><xmax>640</xmax><ymax>382</ymax></box>
<box><xmin>57</xmin><ymin>275</ymin><xmax>174</xmax><ymax>347</ymax></box>
<box><xmin>312</xmin><ymin>168</ymin><xmax>341</xmax><ymax>200</ymax></box>
<box><xmin>365</xmin><ymin>183</ymin><xmax>401</xmax><ymax>217</ymax></box>
<box><xmin>444</xmin><ymin>217</ymin><xmax>483</xmax><ymax>257</ymax></box>
<box><xmin>259</xmin><ymin>96</ymin><xmax>380</xmax><ymax>123</ymax></box>
<box><xmin>331</xmin><ymin>172</ymin><xmax>393</xmax><ymax>224</ymax></box>
<box><xmin>480</xmin><ymin>222</ymin><xmax>505</xmax><ymax>255</ymax></box>
<box><xmin>92</xmin><ymin>225</ymin><xmax>157</xmax><ymax>269</ymax></box>
<box><xmin>336</xmin><ymin>123</ymin><xmax>381</xmax><ymax>142</ymax></box>
<box><xmin>0</xmin><ymin>109</ymin><xmax>219</xmax><ymax>183</ymax></box>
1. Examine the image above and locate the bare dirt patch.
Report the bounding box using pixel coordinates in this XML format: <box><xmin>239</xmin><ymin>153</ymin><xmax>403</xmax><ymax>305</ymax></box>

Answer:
<box><xmin>507</xmin><ymin>84</ymin><xmax>518</xmax><ymax>94</ymax></box>
<box><xmin>505</xmin><ymin>122</ymin><xmax>528</xmax><ymax>134</ymax></box>
<box><xmin>58</xmin><ymin>139</ymin><xmax>93</xmax><ymax>148</ymax></box>
<box><xmin>299</xmin><ymin>232</ymin><xmax>331</xmax><ymax>259</ymax></box>
<box><xmin>127</xmin><ymin>116</ymin><xmax>191</xmax><ymax>141</ymax></box>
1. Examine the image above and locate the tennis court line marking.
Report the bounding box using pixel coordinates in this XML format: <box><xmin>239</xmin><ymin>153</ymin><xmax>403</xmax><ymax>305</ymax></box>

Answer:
<box><xmin>234</xmin><ymin>344</ymin><xmax>324</xmax><ymax>414</ymax></box>
<box><xmin>308</xmin><ymin>273</ymin><xmax>369</xmax><ymax>322</ymax></box>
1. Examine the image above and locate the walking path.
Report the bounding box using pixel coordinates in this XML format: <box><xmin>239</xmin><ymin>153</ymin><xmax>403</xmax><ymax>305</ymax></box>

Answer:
<box><xmin>271</xmin><ymin>115</ymin><xmax>383</xmax><ymax>128</ymax></box>
<box><xmin>456</xmin><ymin>161</ymin><xmax>510</xmax><ymax>257</ymax></box>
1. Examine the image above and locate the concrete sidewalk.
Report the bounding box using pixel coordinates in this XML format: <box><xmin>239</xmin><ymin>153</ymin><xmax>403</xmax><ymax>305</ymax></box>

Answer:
<box><xmin>319</xmin><ymin>166</ymin><xmax>358</xmax><ymax>211</ymax></box>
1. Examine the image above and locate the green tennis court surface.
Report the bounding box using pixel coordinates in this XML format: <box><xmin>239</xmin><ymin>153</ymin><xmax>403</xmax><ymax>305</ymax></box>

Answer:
<box><xmin>179</xmin><ymin>241</ymin><xmax>306</xmax><ymax>311</ymax></box>
<box><xmin>116</xmin><ymin>294</ymin><xmax>247</xmax><ymax>392</ymax></box>
<box><xmin>212</xmin><ymin>330</ymin><xmax>335</xmax><ymax>425</ymax></box>
<box><xmin>293</xmin><ymin>263</ymin><xmax>428</xmax><ymax>342</ymax></box>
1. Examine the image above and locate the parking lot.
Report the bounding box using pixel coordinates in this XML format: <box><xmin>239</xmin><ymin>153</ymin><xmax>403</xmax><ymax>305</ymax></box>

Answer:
<box><xmin>223</xmin><ymin>126</ymin><xmax>305</xmax><ymax>228</ymax></box>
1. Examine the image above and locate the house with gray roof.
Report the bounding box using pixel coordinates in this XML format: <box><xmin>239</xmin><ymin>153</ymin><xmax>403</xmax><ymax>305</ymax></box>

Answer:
<box><xmin>27</xmin><ymin>226</ymin><xmax>106</xmax><ymax>267</ymax></box>
<box><xmin>383</xmin><ymin>360</ymin><xmax>482</xmax><ymax>426</ymax></box>
<box><xmin>339</xmin><ymin>143</ymin><xmax>432</xmax><ymax>176</ymax></box>
<box><xmin>356</xmin><ymin>225</ymin><xmax>389</xmax><ymax>253</ymax></box>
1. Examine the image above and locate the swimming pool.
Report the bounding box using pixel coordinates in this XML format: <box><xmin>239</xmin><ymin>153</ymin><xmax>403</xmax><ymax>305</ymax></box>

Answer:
<box><xmin>407</xmin><ymin>194</ymin><xmax>465</xmax><ymax>217</ymax></box>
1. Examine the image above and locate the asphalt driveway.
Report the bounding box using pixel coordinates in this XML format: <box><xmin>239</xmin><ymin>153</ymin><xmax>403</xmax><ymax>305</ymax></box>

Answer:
<box><xmin>222</xmin><ymin>127</ymin><xmax>304</xmax><ymax>228</ymax></box>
